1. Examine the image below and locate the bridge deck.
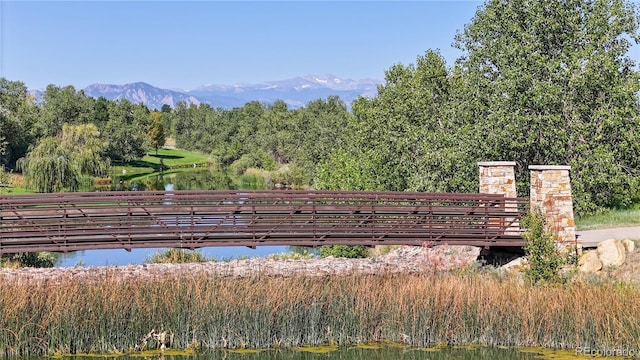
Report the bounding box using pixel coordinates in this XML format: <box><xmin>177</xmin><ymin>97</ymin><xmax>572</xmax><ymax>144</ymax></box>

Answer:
<box><xmin>0</xmin><ymin>190</ymin><xmax>528</xmax><ymax>254</ymax></box>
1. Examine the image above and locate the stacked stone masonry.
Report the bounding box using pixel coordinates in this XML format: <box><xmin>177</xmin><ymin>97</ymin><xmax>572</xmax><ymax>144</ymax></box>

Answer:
<box><xmin>478</xmin><ymin>161</ymin><xmax>517</xmax><ymax>198</ymax></box>
<box><xmin>529</xmin><ymin>165</ymin><xmax>578</xmax><ymax>249</ymax></box>
<box><xmin>478</xmin><ymin>162</ymin><xmax>578</xmax><ymax>249</ymax></box>
<box><xmin>478</xmin><ymin>162</ymin><xmax>519</xmax><ymax>235</ymax></box>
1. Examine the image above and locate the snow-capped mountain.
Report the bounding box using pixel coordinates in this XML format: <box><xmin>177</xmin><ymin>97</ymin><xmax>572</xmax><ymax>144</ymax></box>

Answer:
<box><xmin>195</xmin><ymin>75</ymin><xmax>380</xmax><ymax>92</ymax></box>
<box><xmin>189</xmin><ymin>74</ymin><xmax>380</xmax><ymax>108</ymax></box>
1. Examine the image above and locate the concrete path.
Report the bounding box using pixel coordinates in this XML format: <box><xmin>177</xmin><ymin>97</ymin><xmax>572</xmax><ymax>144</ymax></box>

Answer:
<box><xmin>577</xmin><ymin>226</ymin><xmax>640</xmax><ymax>248</ymax></box>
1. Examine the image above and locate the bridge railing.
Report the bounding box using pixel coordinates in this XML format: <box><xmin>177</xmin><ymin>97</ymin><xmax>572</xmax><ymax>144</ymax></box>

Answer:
<box><xmin>0</xmin><ymin>190</ymin><xmax>529</xmax><ymax>254</ymax></box>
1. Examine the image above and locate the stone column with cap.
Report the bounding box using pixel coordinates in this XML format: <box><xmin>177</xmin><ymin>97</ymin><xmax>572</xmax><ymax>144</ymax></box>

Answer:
<box><xmin>478</xmin><ymin>161</ymin><xmax>517</xmax><ymax>198</ymax></box>
<box><xmin>478</xmin><ymin>161</ymin><xmax>518</xmax><ymax>235</ymax></box>
<box><xmin>528</xmin><ymin>165</ymin><xmax>579</xmax><ymax>249</ymax></box>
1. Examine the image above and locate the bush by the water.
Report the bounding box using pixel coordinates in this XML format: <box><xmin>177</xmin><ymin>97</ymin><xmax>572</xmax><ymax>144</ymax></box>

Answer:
<box><xmin>2</xmin><ymin>272</ymin><xmax>640</xmax><ymax>356</ymax></box>
<box><xmin>319</xmin><ymin>245</ymin><xmax>368</xmax><ymax>258</ymax></box>
<box><xmin>146</xmin><ymin>249</ymin><xmax>210</xmax><ymax>264</ymax></box>
<box><xmin>0</xmin><ymin>252</ymin><xmax>57</xmax><ymax>268</ymax></box>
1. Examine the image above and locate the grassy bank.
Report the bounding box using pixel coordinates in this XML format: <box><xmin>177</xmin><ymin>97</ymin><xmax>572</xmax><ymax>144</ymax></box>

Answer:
<box><xmin>575</xmin><ymin>205</ymin><xmax>640</xmax><ymax>230</ymax></box>
<box><xmin>1</xmin><ymin>272</ymin><xmax>639</xmax><ymax>357</ymax></box>
<box><xmin>0</xmin><ymin>148</ymin><xmax>213</xmax><ymax>194</ymax></box>
<box><xmin>111</xmin><ymin>148</ymin><xmax>213</xmax><ymax>176</ymax></box>
<box><xmin>0</xmin><ymin>173</ymin><xmax>27</xmax><ymax>194</ymax></box>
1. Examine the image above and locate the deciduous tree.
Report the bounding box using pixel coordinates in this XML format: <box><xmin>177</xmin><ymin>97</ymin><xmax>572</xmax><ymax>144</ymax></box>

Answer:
<box><xmin>454</xmin><ymin>0</ymin><xmax>640</xmax><ymax>213</ymax></box>
<box><xmin>36</xmin><ymin>85</ymin><xmax>92</xmax><ymax>138</ymax></box>
<box><xmin>104</xmin><ymin>100</ymin><xmax>147</xmax><ymax>161</ymax></box>
<box><xmin>316</xmin><ymin>50</ymin><xmax>457</xmax><ymax>192</ymax></box>
<box><xmin>17</xmin><ymin>123</ymin><xmax>109</xmax><ymax>193</ymax></box>
<box><xmin>0</xmin><ymin>78</ymin><xmax>37</xmax><ymax>168</ymax></box>
<box><xmin>148</xmin><ymin>111</ymin><xmax>165</xmax><ymax>155</ymax></box>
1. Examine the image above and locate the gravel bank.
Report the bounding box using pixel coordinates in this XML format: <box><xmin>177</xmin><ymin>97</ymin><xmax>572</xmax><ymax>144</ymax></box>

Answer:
<box><xmin>0</xmin><ymin>245</ymin><xmax>481</xmax><ymax>283</ymax></box>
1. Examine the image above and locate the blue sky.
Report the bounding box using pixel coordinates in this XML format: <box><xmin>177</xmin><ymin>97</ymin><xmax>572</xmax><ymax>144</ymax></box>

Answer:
<box><xmin>1</xmin><ymin>1</ymin><xmax>482</xmax><ymax>90</ymax></box>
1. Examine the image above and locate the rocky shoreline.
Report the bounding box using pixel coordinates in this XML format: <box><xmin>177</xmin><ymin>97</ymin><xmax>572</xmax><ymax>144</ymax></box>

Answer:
<box><xmin>0</xmin><ymin>245</ymin><xmax>482</xmax><ymax>283</ymax></box>
<box><xmin>4</xmin><ymin>239</ymin><xmax>638</xmax><ymax>284</ymax></box>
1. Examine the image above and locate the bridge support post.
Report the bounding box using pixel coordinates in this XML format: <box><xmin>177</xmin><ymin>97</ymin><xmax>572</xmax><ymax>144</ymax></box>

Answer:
<box><xmin>478</xmin><ymin>161</ymin><xmax>519</xmax><ymax>235</ymax></box>
<box><xmin>478</xmin><ymin>162</ymin><xmax>517</xmax><ymax>197</ymax></box>
<box><xmin>528</xmin><ymin>165</ymin><xmax>579</xmax><ymax>250</ymax></box>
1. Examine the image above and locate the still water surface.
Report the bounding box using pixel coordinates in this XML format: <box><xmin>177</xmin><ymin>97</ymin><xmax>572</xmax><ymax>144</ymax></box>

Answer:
<box><xmin>57</xmin><ymin>169</ymin><xmax>288</xmax><ymax>267</ymax></box>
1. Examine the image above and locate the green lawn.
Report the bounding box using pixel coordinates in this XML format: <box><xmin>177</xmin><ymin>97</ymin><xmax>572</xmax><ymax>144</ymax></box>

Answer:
<box><xmin>575</xmin><ymin>206</ymin><xmax>640</xmax><ymax>230</ymax></box>
<box><xmin>2</xmin><ymin>148</ymin><xmax>213</xmax><ymax>194</ymax></box>
<box><xmin>111</xmin><ymin>148</ymin><xmax>212</xmax><ymax>175</ymax></box>
<box><xmin>143</xmin><ymin>148</ymin><xmax>212</xmax><ymax>167</ymax></box>
<box><xmin>0</xmin><ymin>185</ymin><xmax>29</xmax><ymax>195</ymax></box>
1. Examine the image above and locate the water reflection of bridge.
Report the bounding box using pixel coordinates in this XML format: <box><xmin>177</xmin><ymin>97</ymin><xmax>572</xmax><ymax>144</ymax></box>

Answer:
<box><xmin>0</xmin><ymin>190</ymin><xmax>528</xmax><ymax>254</ymax></box>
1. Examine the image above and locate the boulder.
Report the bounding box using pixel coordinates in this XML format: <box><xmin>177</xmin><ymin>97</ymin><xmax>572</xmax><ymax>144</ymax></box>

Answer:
<box><xmin>421</xmin><ymin>245</ymin><xmax>481</xmax><ymax>271</ymax></box>
<box><xmin>597</xmin><ymin>239</ymin><xmax>626</xmax><ymax>268</ymax></box>
<box><xmin>502</xmin><ymin>257</ymin><xmax>526</xmax><ymax>271</ymax></box>
<box><xmin>622</xmin><ymin>239</ymin><xmax>635</xmax><ymax>253</ymax></box>
<box><xmin>578</xmin><ymin>250</ymin><xmax>602</xmax><ymax>273</ymax></box>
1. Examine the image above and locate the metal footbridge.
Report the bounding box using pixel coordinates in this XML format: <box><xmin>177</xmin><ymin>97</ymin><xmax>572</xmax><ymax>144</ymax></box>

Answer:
<box><xmin>0</xmin><ymin>190</ymin><xmax>528</xmax><ymax>254</ymax></box>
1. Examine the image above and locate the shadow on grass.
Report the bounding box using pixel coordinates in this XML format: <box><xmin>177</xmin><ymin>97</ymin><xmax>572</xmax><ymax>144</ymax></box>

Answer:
<box><xmin>113</xmin><ymin>159</ymin><xmax>158</xmax><ymax>169</ymax></box>
<box><xmin>148</xmin><ymin>154</ymin><xmax>184</xmax><ymax>160</ymax></box>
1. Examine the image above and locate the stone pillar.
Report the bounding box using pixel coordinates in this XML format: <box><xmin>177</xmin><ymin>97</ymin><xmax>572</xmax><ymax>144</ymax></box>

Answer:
<box><xmin>528</xmin><ymin>165</ymin><xmax>579</xmax><ymax>249</ymax></box>
<box><xmin>478</xmin><ymin>162</ymin><xmax>518</xmax><ymax>235</ymax></box>
<box><xmin>478</xmin><ymin>161</ymin><xmax>517</xmax><ymax>198</ymax></box>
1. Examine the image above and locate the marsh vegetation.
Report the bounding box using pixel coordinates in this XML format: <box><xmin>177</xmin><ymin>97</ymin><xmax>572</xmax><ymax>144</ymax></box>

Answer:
<box><xmin>1</xmin><ymin>272</ymin><xmax>639</xmax><ymax>357</ymax></box>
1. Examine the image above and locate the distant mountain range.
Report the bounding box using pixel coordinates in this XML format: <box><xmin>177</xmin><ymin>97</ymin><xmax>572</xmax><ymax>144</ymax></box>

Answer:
<box><xmin>29</xmin><ymin>75</ymin><xmax>382</xmax><ymax>110</ymax></box>
<box><xmin>83</xmin><ymin>82</ymin><xmax>203</xmax><ymax>110</ymax></box>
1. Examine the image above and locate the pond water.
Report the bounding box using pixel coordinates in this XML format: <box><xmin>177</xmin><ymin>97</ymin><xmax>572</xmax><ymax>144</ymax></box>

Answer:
<box><xmin>110</xmin><ymin>168</ymin><xmax>270</xmax><ymax>192</ymax></box>
<box><xmin>47</xmin><ymin>345</ymin><xmax>578</xmax><ymax>360</ymax></box>
<box><xmin>56</xmin><ymin>169</ymin><xmax>289</xmax><ymax>267</ymax></box>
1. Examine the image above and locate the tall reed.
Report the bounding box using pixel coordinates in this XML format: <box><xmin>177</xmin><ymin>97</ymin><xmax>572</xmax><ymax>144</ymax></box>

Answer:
<box><xmin>1</xmin><ymin>272</ymin><xmax>639</xmax><ymax>357</ymax></box>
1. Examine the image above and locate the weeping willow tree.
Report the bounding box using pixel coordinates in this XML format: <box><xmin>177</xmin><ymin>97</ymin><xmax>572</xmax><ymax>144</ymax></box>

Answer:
<box><xmin>59</xmin><ymin>123</ymin><xmax>110</xmax><ymax>177</ymax></box>
<box><xmin>17</xmin><ymin>123</ymin><xmax>109</xmax><ymax>193</ymax></box>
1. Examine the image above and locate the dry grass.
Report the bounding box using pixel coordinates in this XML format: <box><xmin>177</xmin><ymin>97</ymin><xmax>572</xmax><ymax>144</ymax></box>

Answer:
<box><xmin>1</xmin><ymin>272</ymin><xmax>639</xmax><ymax>357</ymax></box>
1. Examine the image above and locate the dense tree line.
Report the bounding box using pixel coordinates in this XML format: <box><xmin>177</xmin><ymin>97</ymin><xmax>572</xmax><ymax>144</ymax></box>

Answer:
<box><xmin>173</xmin><ymin>96</ymin><xmax>350</xmax><ymax>185</ymax></box>
<box><xmin>1</xmin><ymin>0</ymin><xmax>639</xmax><ymax>215</ymax></box>
<box><xmin>0</xmin><ymin>81</ymin><xmax>157</xmax><ymax>191</ymax></box>
<box><xmin>0</xmin><ymin>79</ymin><xmax>350</xmax><ymax>191</ymax></box>
<box><xmin>317</xmin><ymin>0</ymin><xmax>640</xmax><ymax>215</ymax></box>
